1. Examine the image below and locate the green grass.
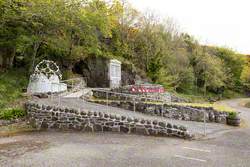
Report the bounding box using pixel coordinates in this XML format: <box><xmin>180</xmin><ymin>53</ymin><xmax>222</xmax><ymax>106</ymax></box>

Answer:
<box><xmin>90</xmin><ymin>98</ymin><xmax>236</xmax><ymax>113</ymax></box>
<box><xmin>0</xmin><ymin>108</ymin><xmax>27</xmax><ymax>120</ymax></box>
<box><xmin>171</xmin><ymin>102</ymin><xmax>235</xmax><ymax>113</ymax></box>
<box><xmin>173</xmin><ymin>89</ymin><xmax>245</xmax><ymax>103</ymax></box>
<box><xmin>0</xmin><ymin>69</ymin><xmax>28</xmax><ymax>109</ymax></box>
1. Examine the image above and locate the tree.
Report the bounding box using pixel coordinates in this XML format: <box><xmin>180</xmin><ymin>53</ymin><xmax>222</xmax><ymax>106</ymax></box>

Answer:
<box><xmin>241</xmin><ymin>55</ymin><xmax>250</xmax><ymax>90</ymax></box>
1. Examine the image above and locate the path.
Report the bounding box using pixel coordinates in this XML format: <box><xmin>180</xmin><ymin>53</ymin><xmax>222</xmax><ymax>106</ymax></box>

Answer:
<box><xmin>32</xmin><ymin>97</ymin><xmax>233</xmax><ymax>137</ymax></box>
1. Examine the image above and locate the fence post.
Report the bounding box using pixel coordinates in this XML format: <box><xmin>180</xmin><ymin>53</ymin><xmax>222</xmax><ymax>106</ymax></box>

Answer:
<box><xmin>50</xmin><ymin>83</ymin><xmax>53</xmax><ymax>100</ymax></box>
<box><xmin>204</xmin><ymin>110</ymin><xmax>206</xmax><ymax>136</ymax></box>
<box><xmin>133</xmin><ymin>98</ymin><xmax>136</xmax><ymax>112</ymax></box>
<box><xmin>161</xmin><ymin>101</ymin><xmax>164</xmax><ymax>117</ymax></box>
<box><xmin>106</xmin><ymin>91</ymin><xmax>109</xmax><ymax>112</ymax></box>
<box><xmin>58</xmin><ymin>83</ymin><xmax>61</xmax><ymax>107</ymax></box>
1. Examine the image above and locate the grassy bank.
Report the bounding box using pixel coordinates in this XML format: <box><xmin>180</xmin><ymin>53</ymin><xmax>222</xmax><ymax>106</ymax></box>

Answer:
<box><xmin>0</xmin><ymin>69</ymin><xmax>28</xmax><ymax>108</ymax></box>
<box><xmin>175</xmin><ymin>89</ymin><xmax>245</xmax><ymax>103</ymax></box>
<box><xmin>0</xmin><ymin>69</ymin><xmax>28</xmax><ymax>119</ymax></box>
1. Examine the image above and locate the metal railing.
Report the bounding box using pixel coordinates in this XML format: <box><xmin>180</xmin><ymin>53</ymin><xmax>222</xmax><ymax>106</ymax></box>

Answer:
<box><xmin>50</xmin><ymin>77</ymin><xmax>87</xmax><ymax>104</ymax></box>
<box><xmin>92</xmin><ymin>88</ymin><xmax>207</xmax><ymax>136</ymax></box>
<box><xmin>49</xmin><ymin>87</ymin><xmax>207</xmax><ymax>137</ymax></box>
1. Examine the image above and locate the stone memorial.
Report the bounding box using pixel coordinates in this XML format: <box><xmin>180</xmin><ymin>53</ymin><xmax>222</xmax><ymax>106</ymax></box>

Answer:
<box><xmin>27</xmin><ymin>60</ymin><xmax>67</xmax><ymax>94</ymax></box>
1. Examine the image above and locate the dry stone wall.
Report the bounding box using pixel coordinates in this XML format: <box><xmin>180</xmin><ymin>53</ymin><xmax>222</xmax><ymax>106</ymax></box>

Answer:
<box><xmin>25</xmin><ymin>102</ymin><xmax>193</xmax><ymax>139</ymax></box>
<box><xmin>88</xmin><ymin>100</ymin><xmax>229</xmax><ymax>124</ymax></box>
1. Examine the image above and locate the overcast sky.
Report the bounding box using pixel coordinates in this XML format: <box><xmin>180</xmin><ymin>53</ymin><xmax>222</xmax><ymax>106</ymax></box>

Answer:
<box><xmin>128</xmin><ymin>0</ymin><xmax>250</xmax><ymax>54</ymax></box>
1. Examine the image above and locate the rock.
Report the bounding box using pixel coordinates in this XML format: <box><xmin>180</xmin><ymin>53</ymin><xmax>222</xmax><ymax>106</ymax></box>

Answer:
<box><xmin>153</xmin><ymin>120</ymin><xmax>158</xmax><ymax>125</ymax></box>
<box><xmin>135</xmin><ymin>125</ymin><xmax>149</xmax><ymax>135</ymax></box>
<box><xmin>120</xmin><ymin>126</ymin><xmax>129</xmax><ymax>133</ymax></box>
<box><xmin>99</xmin><ymin>112</ymin><xmax>104</xmax><ymax>118</ymax></box>
<box><xmin>110</xmin><ymin>114</ymin><xmax>115</xmax><ymax>119</ymax></box>
<box><xmin>167</xmin><ymin>123</ymin><xmax>172</xmax><ymax>129</ymax></box>
<box><xmin>179</xmin><ymin>125</ymin><xmax>187</xmax><ymax>131</ymax></box>
<box><xmin>94</xmin><ymin>124</ymin><xmax>103</xmax><ymax>131</ymax></box>
<box><xmin>127</xmin><ymin>117</ymin><xmax>134</xmax><ymax>122</ymax></box>
<box><xmin>41</xmin><ymin>121</ymin><xmax>48</xmax><ymax>129</ymax></box>
<box><xmin>159</xmin><ymin>121</ymin><xmax>166</xmax><ymax>127</ymax></box>
<box><xmin>87</xmin><ymin>111</ymin><xmax>93</xmax><ymax>117</ymax></box>
<box><xmin>134</xmin><ymin>118</ymin><xmax>139</xmax><ymax>123</ymax></box>
<box><xmin>104</xmin><ymin>113</ymin><xmax>109</xmax><ymax>118</ymax></box>
<box><xmin>115</xmin><ymin>115</ymin><xmax>121</xmax><ymax>121</ymax></box>
<box><xmin>121</xmin><ymin>116</ymin><xmax>126</xmax><ymax>121</ymax></box>
<box><xmin>140</xmin><ymin>119</ymin><xmax>146</xmax><ymax>124</ymax></box>
<box><xmin>81</xmin><ymin>111</ymin><xmax>87</xmax><ymax>116</ymax></box>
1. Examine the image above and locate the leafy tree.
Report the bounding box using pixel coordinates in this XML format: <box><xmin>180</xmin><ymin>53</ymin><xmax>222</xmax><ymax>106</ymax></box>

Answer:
<box><xmin>241</xmin><ymin>55</ymin><xmax>250</xmax><ymax>90</ymax></box>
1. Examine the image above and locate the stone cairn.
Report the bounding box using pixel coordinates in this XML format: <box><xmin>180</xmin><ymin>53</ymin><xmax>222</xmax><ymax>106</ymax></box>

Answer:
<box><xmin>25</xmin><ymin>102</ymin><xmax>193</xmax><ymax>139</ymax></box>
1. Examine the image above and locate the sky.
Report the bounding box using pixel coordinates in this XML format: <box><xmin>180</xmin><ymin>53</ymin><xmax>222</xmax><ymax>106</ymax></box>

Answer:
<box><xmin>128</xmin><ymin>0</ymin><xmax>250</xmax><ymax>54</ymax></box>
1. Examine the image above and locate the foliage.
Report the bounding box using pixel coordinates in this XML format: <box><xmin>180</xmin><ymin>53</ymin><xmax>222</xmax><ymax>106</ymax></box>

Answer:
<box><xmin>0</xmin><ymin>108</ymin><xmax>26</xmax><ymax>120</ymax></box>
<box><xmin>241</xmin><ymin>55</ymin><xmax>250</xmax><ymax>90</ymax></box>
<box><xmin>227</xmin><ymin>112</ymin><xmax>238</xmax><ymax>119</ymax></box>
<box><xmin>0</xmin><ymin>69</ymin><xmax>28</xmax><ymax>109</ymax></box>
<box><xmin>0</xmin><ymin>0</ymin><xmax>248</xmax><ymax>98</ymax></box>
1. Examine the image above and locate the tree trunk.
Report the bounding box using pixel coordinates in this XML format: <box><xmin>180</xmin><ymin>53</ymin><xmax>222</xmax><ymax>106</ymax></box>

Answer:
<box><xmin>204</xmin><ymin>79</ymin><xmax>207</xmax><ymax>97</ymax></box>
<box><xmin>8</xmin><ymin>47</ymin><xmax>16</xmax><ymax>69</ymax></box>
<box><xmin>30</xmin><ymin>42</ymin><xmax>40</xmax><ymax>73</ymax></box>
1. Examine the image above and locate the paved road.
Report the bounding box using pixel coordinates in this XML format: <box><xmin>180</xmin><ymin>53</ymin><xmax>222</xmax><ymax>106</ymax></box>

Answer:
<box><xmin>32</xmin><ymin>97</ymin><xmax>233</xmax><ymax>136</ymax></box>
<box><xmin>1</xmin><ymin>98</ymin><xmax>250</xmax><ymax>167</ymax></box>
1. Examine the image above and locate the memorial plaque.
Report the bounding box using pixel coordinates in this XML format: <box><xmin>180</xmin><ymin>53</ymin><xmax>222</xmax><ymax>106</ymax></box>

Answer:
<box><xmin>109</xmin><ymin>59</ymin><xmax>121</xmax><ymax>88</ymax></box>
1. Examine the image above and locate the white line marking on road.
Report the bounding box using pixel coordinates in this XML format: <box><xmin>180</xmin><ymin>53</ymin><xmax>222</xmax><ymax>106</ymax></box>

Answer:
<box><xmin>183</xmin><ymin>147</ymin><xmax>211</xmax><ymax>153</ymax></box>
<box><xmin>174</xmin><ymin>155</ymin><xmax>207</xmax><ymax>162</ymax></box>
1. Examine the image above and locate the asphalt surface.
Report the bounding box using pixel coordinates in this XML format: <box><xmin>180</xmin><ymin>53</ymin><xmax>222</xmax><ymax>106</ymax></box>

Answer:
<box><xmin>0</xmin><ymin>98</ymin><xmax>250</xmax><ymax>167</ymax></box>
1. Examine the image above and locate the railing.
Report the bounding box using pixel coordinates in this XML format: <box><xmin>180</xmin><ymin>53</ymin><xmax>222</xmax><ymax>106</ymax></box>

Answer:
<box><xmin>49</xmin><ymin>86</ymin><xmax>207</xmax><ymax>137</ymax></box>
<box><xmin>93</xmin><ymin>88</ymin><xmax>170</xmax><ymax>103</ymax></box>
<box><xmin>50</xmin><ymin>77</ymin><xmax>87</xmax><ymax>104</ymax></box>
<box><xmin>92</xmin><ymin>88</ymin><xmax>207</xmax><ymax>136</ymax></box>
<box><xmin>61</xmin><ymin>77</ymin><xmax>87</xmax><ymax>92</ymax></box>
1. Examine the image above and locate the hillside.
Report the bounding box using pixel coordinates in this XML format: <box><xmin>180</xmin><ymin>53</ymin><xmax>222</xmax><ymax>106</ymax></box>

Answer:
<box><xmin>0</xmin><ymin>69</ymin><xmax>28</xmax><ymax>110</ymax></box>
<box><xmin>0</xmin><ymin>0</ymin><xmax>250</xmax><ymax>110</ymax></box>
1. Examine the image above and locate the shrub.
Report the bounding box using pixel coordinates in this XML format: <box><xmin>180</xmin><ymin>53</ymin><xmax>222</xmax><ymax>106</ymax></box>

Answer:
<box><xmin>0</xmin><ymin>108</ymin><xmax>27</xmax><ymax>120</ymax></box>
<box><xmin>228</xmin><ymin>112</ymin><xmax>237</xmax><ymax>119</ymax></box>
<box><xmin>245</xmin><ymin>102</ymin><xmax>250</xmax><ymax>108</ymax></box>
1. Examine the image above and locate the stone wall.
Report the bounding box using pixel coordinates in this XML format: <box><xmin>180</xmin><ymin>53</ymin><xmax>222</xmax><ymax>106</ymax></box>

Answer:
<box><xmin>92</xmin><ymin>89</ymin><xmax>188</xmax><ymax>104</ymax></box>
<box><xmin>25</xmin><ymin>102</ymin><xmax>192</xmax><ymax>139</ymax></box>
<box><xmin>88</xmin><ymin>100</ymin><xmax>229</xmax><ymax>124</ymax></box>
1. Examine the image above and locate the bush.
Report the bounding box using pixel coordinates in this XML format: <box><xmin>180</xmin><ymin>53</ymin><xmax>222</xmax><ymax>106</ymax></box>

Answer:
<box><xmin>0</xmin><ymin>108</ymin><xmax>27</xmax><ymax>120</ymax></box>
<box><xmin>245</xmin><ymin>102</ymin><xmax>250</xmax><ymax>108</ymax></box>
<box><xmin>227</xmin><ymin>112</ymin><xmax>237</xmax><ymax>119</ymax></box>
